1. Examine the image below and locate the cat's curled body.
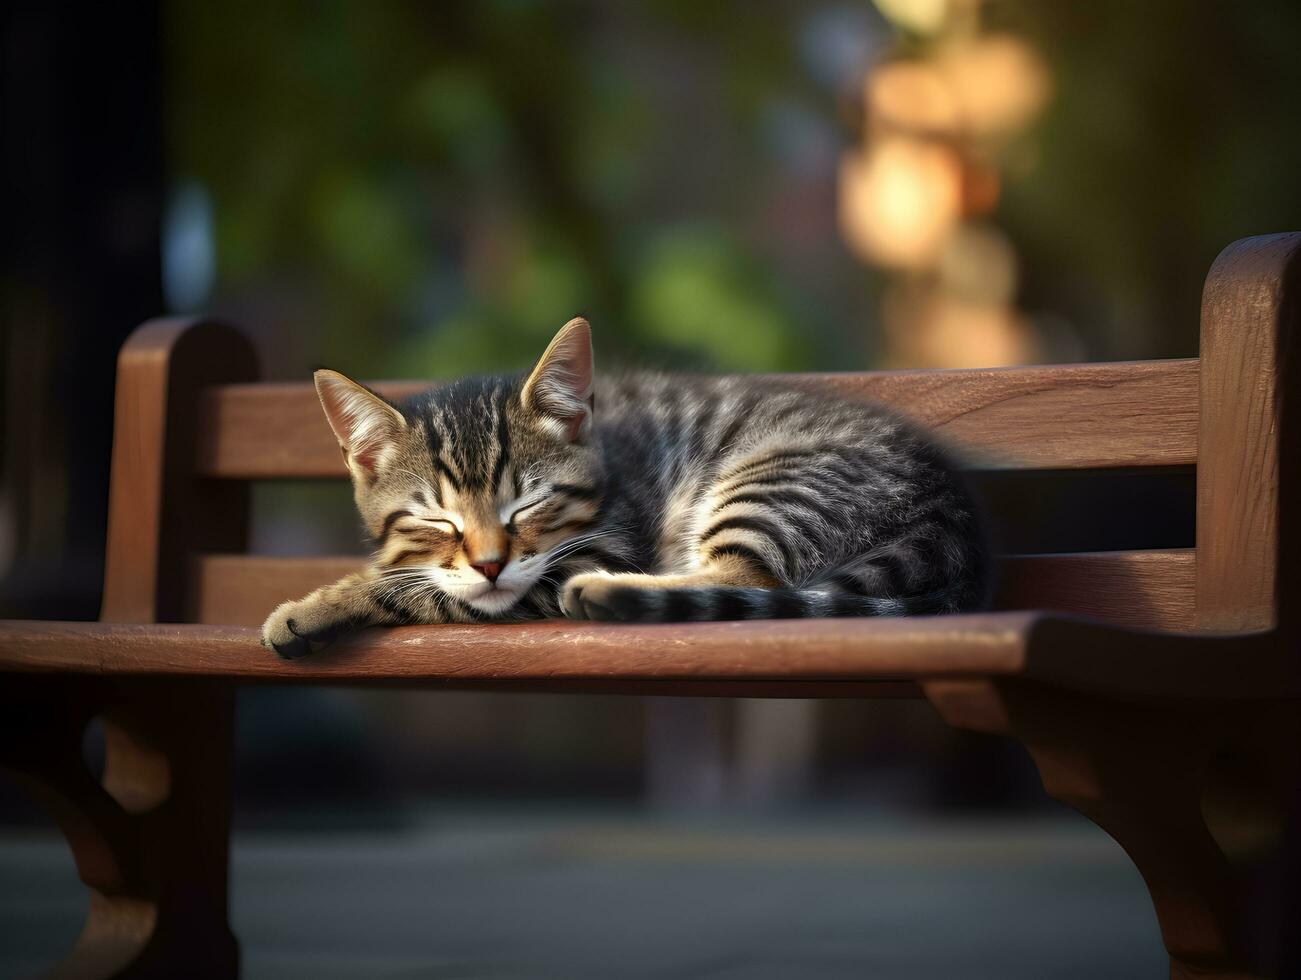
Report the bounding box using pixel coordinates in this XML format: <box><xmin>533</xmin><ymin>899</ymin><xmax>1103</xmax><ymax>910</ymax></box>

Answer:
<box><xmin>262</xmin><ymin>318</ymin><xmax>988</xmax><ymax>658</ymax></box>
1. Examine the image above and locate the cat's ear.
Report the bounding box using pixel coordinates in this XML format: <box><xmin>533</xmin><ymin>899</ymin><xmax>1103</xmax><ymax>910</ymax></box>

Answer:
<box><xmin>314</xmin><ymin>369</ymin><xmax>406</xmax><ymax>479</ymax></box>
<box><xmin>522</xmin><ymin>316</ymin><xmax>594</xmax><ymax>443</ymax></box>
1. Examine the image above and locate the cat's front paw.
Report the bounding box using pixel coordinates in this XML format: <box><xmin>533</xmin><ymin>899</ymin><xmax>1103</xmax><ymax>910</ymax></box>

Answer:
<box><xmin>561</xmin><ymin>571</ymin><xmax>652</xmax><ymax>622</ymax></box>
<box><xmin>561</xmin><ymin>571</ymin><xmax>610</xmax><ymax>621</ymax></box>
<box><xmin>261</xmin><ymin>595</ymin><xmax>356</xmax><ymax>660</ymax></box>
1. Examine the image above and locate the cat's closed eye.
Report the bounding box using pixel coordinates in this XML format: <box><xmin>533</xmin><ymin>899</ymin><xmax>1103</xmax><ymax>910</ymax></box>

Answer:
<box><xmin>503</xmin><ymin>498</ymin><xmax>548</xmax><ymax>533</ymax></box>
<box><xmin>416</xmin><ymin>516</ymin><xmax>460</xmax><ymax>537</ymax></box>
<box><xmin>379</xmin><ymin>509</ymin><xmax>461</xmax><ymax>543</ymax></box>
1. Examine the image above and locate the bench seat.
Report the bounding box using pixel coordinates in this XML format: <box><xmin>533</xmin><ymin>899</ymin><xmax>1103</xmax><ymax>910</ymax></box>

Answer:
<box><xmin>2</xmin><ymin>615</ymin><xmax>1294</xmax><ymax>700</ymax></box>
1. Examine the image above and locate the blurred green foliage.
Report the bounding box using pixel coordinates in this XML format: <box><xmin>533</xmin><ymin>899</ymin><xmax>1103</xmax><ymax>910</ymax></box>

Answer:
<box><xmin>169</xmin><ymin>0</ymin><xmax>864</xmax><ymax>379</ymax></box>
<box><xmin>171</xmin><ymin>0</ymin><xmax>1301</xmax><ymax>381</ymax></box>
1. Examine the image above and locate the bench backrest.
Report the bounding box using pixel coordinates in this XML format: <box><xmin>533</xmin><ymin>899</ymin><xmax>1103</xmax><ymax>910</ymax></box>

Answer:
<box><xmin>100</xmin><ymin>234</ymin><xmax>1301</xmax><ymax>642</ymax></box>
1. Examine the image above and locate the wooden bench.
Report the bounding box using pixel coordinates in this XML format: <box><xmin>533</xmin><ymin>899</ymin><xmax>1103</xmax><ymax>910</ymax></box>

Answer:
<box><xmin>3</xmin><ymin>233</ymin><xmax>1299</xmax><ymax>979</ymax></box>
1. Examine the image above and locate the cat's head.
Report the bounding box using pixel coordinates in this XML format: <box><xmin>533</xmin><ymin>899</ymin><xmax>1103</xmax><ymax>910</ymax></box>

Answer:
<box><xmin>314</xmin><ymin>317</ymin><xmax>602</xmax><ymax>617</ymax></box>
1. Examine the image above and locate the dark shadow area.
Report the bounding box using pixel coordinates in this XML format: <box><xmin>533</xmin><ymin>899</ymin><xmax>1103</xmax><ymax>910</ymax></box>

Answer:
<box><xmin>971</xmin><ymin>466</ymin><xmax>1195</xmax><ymax>554</ymax></box>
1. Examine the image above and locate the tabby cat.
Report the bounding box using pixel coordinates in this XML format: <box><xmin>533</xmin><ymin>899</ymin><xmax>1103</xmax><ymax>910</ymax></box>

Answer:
<box><xmin>262</xmin><ymin>317</ymin><xmax>987</xmax><ymax>658</ymax></box>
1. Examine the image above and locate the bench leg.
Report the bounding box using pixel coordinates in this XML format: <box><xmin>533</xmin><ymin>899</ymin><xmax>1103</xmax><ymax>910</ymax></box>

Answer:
<box><xmin>924</xmin><ymin>678</ymin><xmax>1266</xmax><ymax>980</ymax></box>
<box><xmin>0</xmin><ymin>679</ymin><xmax>238</xmax><ymax>979</ymax></box>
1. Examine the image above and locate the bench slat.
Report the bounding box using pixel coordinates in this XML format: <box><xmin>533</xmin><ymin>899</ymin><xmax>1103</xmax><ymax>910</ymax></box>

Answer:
<box><xmin>194</xmin><ymin>359</ymin><xmax>1199</xmax><ymax>478</ymax></box>
<box><xmin>994</xmin><ymin>550</ymin><xmax>1193</xmax><ymax>631</ymax></box>
<box><xmin>187</xmin><ymin>549</ymin><xmax>1194</xmax><ymax>632</ymax></box>
<box><xmin>2</xmin><ymin>614</ymin><xmax>1292</xmax><ymax>700</ymax></box>
<box><xmin>0</xmin><ymin>615</ymin><xmax>1037</xmax><ymax>687</ymax></box>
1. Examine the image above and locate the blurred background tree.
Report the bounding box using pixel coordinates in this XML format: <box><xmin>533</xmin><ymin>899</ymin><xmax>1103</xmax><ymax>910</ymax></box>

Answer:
<box><xmin>167</xmin><ymin>0</ymin><xmax>1301</xmax><ymax>389</ymax></box>
<box><xmin>168</xmin><ymin>1</ymin><xmax>872</xmax><ymax>383</ymax></box>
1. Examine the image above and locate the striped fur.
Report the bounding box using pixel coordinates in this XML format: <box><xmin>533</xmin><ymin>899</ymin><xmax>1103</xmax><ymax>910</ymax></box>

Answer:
<box><xmin>262</xmin><ymin>318</ymin><xmax>988</xmax><ymax>658</ymax></box>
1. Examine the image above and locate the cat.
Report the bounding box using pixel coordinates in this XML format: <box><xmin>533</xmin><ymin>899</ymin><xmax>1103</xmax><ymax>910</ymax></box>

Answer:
<box><xmin>261</xmin><ymin>317</ymin><xmax>988</xmax><ymax>658</ymax></box>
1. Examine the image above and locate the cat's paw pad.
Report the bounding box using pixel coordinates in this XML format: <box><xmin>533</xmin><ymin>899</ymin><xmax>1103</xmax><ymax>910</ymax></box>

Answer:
<box><xmin>561</xmin><ymin>572</ymin><xmax>653</xmax><ymax>623</ymax></box>
<box><xmin>561</xmin><ymin>571</ymin><xmax>612</xmax><ymax>621</ymax></box>
<box><xmin>260</xmin><ymin>597</ymin><xmax>355</xmax><ymax>660</ymax></box>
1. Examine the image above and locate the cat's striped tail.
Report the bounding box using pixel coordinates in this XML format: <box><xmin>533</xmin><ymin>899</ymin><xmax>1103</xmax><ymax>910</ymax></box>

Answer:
<box><xmin>573</xmin><ymin>580</ymin><xmax>969</xmax><ymax>623</ymax></box>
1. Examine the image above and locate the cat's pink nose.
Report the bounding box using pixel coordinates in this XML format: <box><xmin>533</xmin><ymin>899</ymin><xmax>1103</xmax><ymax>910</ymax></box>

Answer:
<box><xmin>472</xmin><ymin>562</ymin><xmax>502</xmax><ymax>584</ymax></box>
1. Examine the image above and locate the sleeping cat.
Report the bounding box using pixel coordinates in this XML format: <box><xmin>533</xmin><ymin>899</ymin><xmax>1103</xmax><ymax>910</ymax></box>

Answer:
<box><xmin>261</xmin><ymin>317</ymin><xmax>987</xmax><ymax>658</ymax></box>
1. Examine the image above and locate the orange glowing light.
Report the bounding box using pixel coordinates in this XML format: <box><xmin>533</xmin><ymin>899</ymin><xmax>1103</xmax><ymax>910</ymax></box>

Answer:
<box><xmin>937</xmin><ymin>35</ymin><xmax>1051</xmax><ymax>136</ymax></box>
<box><xmin>872</xmin><ymin>0</ymin><xmax>952</xmax><ymax>36</ymax></box>
<box><xmin>838</xmin><ymin>138</ymin><xmax>963</xmax><ymax>269</ymax></box>
<box><xmin>883</xmin><ymin>287</ymin><xmax>1038</xmax><ymax>369</ymax></box>
<box><xmin>867</xmin><ymin>60</ymin><xmax>959</xmax><ymax>135</ymax></box>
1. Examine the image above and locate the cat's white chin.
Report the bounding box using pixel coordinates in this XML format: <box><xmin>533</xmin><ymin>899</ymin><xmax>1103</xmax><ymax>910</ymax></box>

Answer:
<box><xmin>431</xmin><ymin>560</ymin><xmax>543</xmax><ymax>617</ymax></box>
<box><xmin>459</xmin><ymin>584</ymin><xmax>523</xmax><ymax>616</ymax></box>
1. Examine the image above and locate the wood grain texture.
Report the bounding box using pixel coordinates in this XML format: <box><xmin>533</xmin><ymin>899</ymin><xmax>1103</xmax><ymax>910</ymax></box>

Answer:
<box><xmin>187</xmin><ymin>554</ymin><xmax>362</xmax><ymax>626</ymax></box>
<box><xmin>101</xmin><ymin>319</ymin><xmax>257</xmax><ymax>623</ymax></box>
<box><xmin>188</xmin><ymin>549</ymin><xmax>1196</xmax><ymax>632</ymax></box>
<box><xmin>803</xmin><ymin>359</ymin><xmax>1199</xmax><ymax>469</ymax></box>
<box><xmin>1</xmin><ymin>615</ymin><xmax>1295</xmax><ymax>700</ymax></box>
<box><xmin>0</xmin><ymin>615</ymin><xmax>1033</xmax><ymax>686</ymax></box>
<box><xmin>1196</xmin><ymin>233</ymin><xmax>1301</xmax><ymax>634</ymax></box>
<box><xmin>101</xmin><ymin>322</ymin><xmax>175</xmax><ymax>622</ymax></box>
<box><xmin>994</xmin><ymin>549</ymin><xmax>1194</xmax><ymax>631</ymax></box>
<box><xmin>193</xmin><ymin>358</ymin><xmax>1199</xmax><ymax>478</ymax></box>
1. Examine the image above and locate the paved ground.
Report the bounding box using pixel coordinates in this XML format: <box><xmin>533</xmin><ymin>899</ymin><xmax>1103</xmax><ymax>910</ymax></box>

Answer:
<box><xmin>0</xmin><ymin>810</ymin><xmax>1165</xmax><ymax>979</ymax></box>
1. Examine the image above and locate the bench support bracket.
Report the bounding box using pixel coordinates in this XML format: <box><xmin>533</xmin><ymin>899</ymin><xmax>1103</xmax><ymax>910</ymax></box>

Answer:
<box><xmin>924</xmin><ymin>678</ymin><xmax>1268</xmax><ymax>980</ymax></box>
<box><xmin>1</xmin><ymin>678</ymin><xmax>237</xmax><ymax>979</ymax></box>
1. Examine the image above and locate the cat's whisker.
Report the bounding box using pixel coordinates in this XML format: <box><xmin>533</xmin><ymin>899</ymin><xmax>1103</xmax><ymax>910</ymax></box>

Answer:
<box><xmin>537</xmin><ymin>523</ymin><xmax>634</xmax><ymax>561</ymax></box>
